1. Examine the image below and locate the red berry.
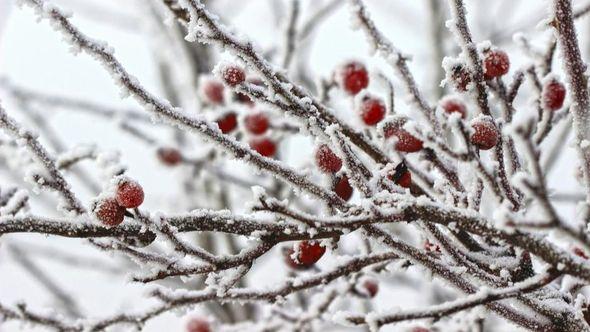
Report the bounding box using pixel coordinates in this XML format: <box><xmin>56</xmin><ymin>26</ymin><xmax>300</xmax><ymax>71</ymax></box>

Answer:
<box><xmin>94</xmin><ymin>197</ymin><xmax>126</xmax><ymax>227</ymax></box>
<box><xmin>244</xmin><ymin>112</ymin><xmax>269</xmax><ymax>135</ymax></box>
<box><xmin>387</xmin><ymin>162</ymin><xmax>412</xmax><ymax>188</ymax></box>
<box><xmin>360</xmin><ymin>278</ymin><xmax>379</xmax><ymax>298</ymax></box>
<box><xmin>221</xmin><ymin>65</ymin><xmax>246</xmax><ymax>86</ymax></box>
<box><xmin>285</xmin><ymin>241</ymin><xmax>326</xmax><ymax>268</ymax></box>
<box><xmin>451</xmin><ymin>64</ymin><xmax>471</xmax><ymax>91</ymax></box>
<box><xmin>234</xmin><ymin>92</ymin><xmax>252</xmax><ymax>105</ymax></box>
<box><xmin>333</xmin><ymin>174</ymin><xmax>353</xmax><ymax>201</ymax></box>
<box><xmin>359</xmin><ymin>96</ymin><xmax>386</xmax><ymax>125</ymax></box>
<box><xmin>470</xmin><ymin>117</ymin><xmax>499</xmax><ymax>150</ymax></box>
<box><xmin>186</xmin><ymin>317</ymin><xmax>210</xmax><ymax>332</ymax></box>
<box><xmin>157</xmin><ymin>147</ymin><xmax>183</xmax><ymax>166</ymax></box>
<box><xmin>116</xmin><ymin>179</ymin><xmax>144</xmax><ymax>209</ymax></box>
<box><xmin>573</xmin><ymin>246</ymin><xmax>588</xmax><ymax>259</ymax></box>
<box><xmin>336</xmin><ymin>61</ymin><xmax>369</xmax><ymax>95</ymax></box>
<box><xmin>315</xmin><ymin>144</ymin><xmax>342</xmax><ymax>173</ymax></box>
<box><xmin>249</xmin><ymin>137</ymin><xmax>277</xmax><ymax>157</ymax></box>
<box><xmin>201</xmin><ymin>78</ymin><xmax>224</xmax><ymax>105</ymax></box>
<box><xmin>384</xmin><ymin>121</ymin><xmax>423</xmax><ymax>153</ymax></box>
<box><xmin>543</xmin><ymin>79</ymin><xmax>566</xmax><ymax>111</ymax></box>
<box><xmin>440</xmin><ymin>97</ymin><xmax>467</xmax><ymax>119</ymax></box>
<box><xmin>216</xmin><ymin>112</ymin><xmax>238</xmax><ymax>134</ymax></box>
<box><xmin>483</xmin><ymin>49</ymin><xmax>510</xmax><ymax>79</ymax></box>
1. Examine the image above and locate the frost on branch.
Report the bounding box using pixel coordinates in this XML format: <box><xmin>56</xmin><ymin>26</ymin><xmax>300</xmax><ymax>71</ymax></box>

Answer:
<box><xmin>2</xmin><ymin>0</ymin><xmax>590</xmax><ymax>331</ymax></box>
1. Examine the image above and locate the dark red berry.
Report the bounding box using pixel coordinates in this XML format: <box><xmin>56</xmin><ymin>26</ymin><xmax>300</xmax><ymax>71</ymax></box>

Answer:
<box><xmin>333</xmin><ymin>174</ymin><xmax>353</xmax><ymax>201</ymax></box>
<box><xmin>116</xmin><ymin>179</ymin><xmax>144</xmax><ymax>209</ymax></box>
<box><xmin>244</xmin><ymin>112</ymin><xmax>269</xmax><ymax>135</ymax></box>
<box><xmin>201</xmin><ymin>79</ymin><xmax>224</xmax><ymax>105</ymax></box>
<box><xmin>216</xmin><ymin>112</ymin><xmax>238</xmax><ymax>134</ymax></box>
<box><xmin>221</xmin><ymin>65</ymin><xmax>246</xmax><ymax>86</ymax></box>
<box><xmin>360</xmin><ymin>278</ymin><xmax>379</xmax><ymax>298</ymax></box>
<box><xmin>285</xmin><ymin>241</ymin><xmax>326</xmax><ymax>268</ymax></box>
<box><xmin>384</xmin><ymin>121</ymin><xmax>423</xmax><ymax>153</ymax></box>
<box><xmin>157</xmin><ymin>147</ymin><xmax>183</xmax><ymax>166</ymax></box>
<box><xmin>234</xmin><ymin>92</ymin><xmax>252</xmax><ymax>105</ymax></box>
<box><xmin>336</xmin><ymin>61</ymin><xmax>369</xmax><ymax>95</ymax></box>
<box><xmin>451</xmin><ymin>64</ymin><xmax>471</xmax><ymax>91</ymax></box>
<box><xmin>440</xmin><ymin>97</ymin><xmax>467</xmax><ymax>119</ymax></box>
<box><xmin>483</xmin><ymin>49</ymin><xmax>510</xmax><ymax>79</ymax></box>
<box><xmin>359</xmin><ymin>96</ymin><xmax>386</xmax><ymax>125</ymax></box>
<box><xmin>573</xmin><ymin>247</ymin><xmax>588</xmax><ymax>259</ymax></box>
<box><xmin>470</xmin><ymin>117</ymin><xmax>499</xmax><ymax>150</ymax></box>
<box><xmin>186</xmin><ymin>317</ymin><xmax>210</xmax><ymax>332</ymax></box>
<box><xmin>543</xmin><ymin>79</ymin><xmax>566</xmax><ymax>111</ymax></box>
<box><xmin>249</xmin><ymin>137</ymin><xmax>277</xmax><ymax>157</ymax></box>
<box><xmin>387</xmin><ymin>162</ymin><xmax>412</xmax><ymax>188</ymax></box>
<box><xmin>94</xmin><ymin>197</ymin><xmax>126</xmax><ymax>227</ymax></box>
<box><xmin>315</xmin><ymin>144</ymin><xmax>342</xmax><ymax>173</ymax></box>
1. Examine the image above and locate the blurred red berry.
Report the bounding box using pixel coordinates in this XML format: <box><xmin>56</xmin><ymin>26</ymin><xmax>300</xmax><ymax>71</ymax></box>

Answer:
<box><xmin>387</xmin><ymin>162</ymin><xmax>412</xmax><ymax>188</ymax></box>
<box><xmin>483</xmin><ymin>49</ymin><xmax>510</xmax><ymax>79</ymax></box>
<box><xmin>221</xmin><ymin>65</ymin><xmax>246</xmax><ymax>86</ymax></box>
<box><xmin>359</xmin><ymin>96</ymin><xmax>386</xmax><ymax>125</ymax></box>
<box><xmin>186</xmin><ymin>317</ymin><xmax>211</xmax><ymax>332</ymax></box>
<box><xmin>116</xmin><ymin>179</ymin><xmax>144</xmax><ymax>209</ymax></box>
<box><xmin>333</xmin><ymin>174</ymin><xmax>353</xmax><ymax>201</ymax></box>
<box><xmin>470</xmin><ymin>117</ymin><xmax>499</xmax><ymax>150</ymax></box>
<box><xmin>361</xmin><ymin>279</ymin><xmax>379</xmax><ymax>298</ymax></box>
<box><xmin>201</xmin><ymin>79</ymin><xmax>224</xmax><ymax>105</ymax></box>
<box><xmin>384</xmin><ymin>121</ymin><xmax>423</xmax><ymax>153</ymax></box>
<box><xmin>94</xmin><ymin>197</ymin><xmax>126</xmax><ymax>227</ymax></box>
<box><xmin>336</xmin><ymin>61</ymin><xmax>369</xmax><ymax>95</ymax></box>
<box><xmin>157</xmin><ymin>147</ymin><xmax>183</xmax><ymax>166</ymax></box>
<box><xmin>573</xmin><ymin>246</ymin><xmax>588</xmax><ymax>259</ymax></box>
<box><xmin>543</xmin><ymin>79</ymin><xmax>566</xmax><ymax>111</ymax></box>
<box><xmin>440</xmin><ymin>97</ymin><xmax>467</xmax><ymax>118</ymax></box>
<box><xmin>249</xmin><ymin>137</ymin><xmax>277</xmax><ymax>157</ymax></box>
<box><xmin>285</xmin><ymin>241</ymin><xmax>326</xmax><ymax>268</ymax></box>
<box><xmin>244</xmin><ymin>112</ymin><xmax>270</xmax><ymax>135</ymax></box>
<box><xmin>315</xmin><ymin>144</ymin><xmax>342</xmax><ymax>173</ymax></box>
<box><xmin>216</xmin><ymin>112</ymin><xmax>238</xmax><ymax>134</ymax></box>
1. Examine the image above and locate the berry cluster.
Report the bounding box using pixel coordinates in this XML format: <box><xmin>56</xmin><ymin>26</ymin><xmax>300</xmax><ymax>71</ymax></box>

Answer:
<box><xmin>93</xmin><ymin>178</ymin><xmax>144</xmax><ymax>227</ymax></box>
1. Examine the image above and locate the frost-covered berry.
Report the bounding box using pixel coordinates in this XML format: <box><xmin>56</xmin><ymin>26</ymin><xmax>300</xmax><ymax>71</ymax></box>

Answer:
<box><xmin>542</xmin><ymin>79</ymin><xmax>566</xmax><ymax>111</ymax></box>
<box><xmin>470</xmin><ymin>117</ymin><xmax>499</xmax><ymax>150</ymax></box>
<box><xmin>186</xmin><ymin>317</ymin><xmax>211</xmax><ymax>332</ymax></box>
<box><xmin>451</xmin><ymin>64</ymin><xmax>471</xmax><ymax>92</ymax></box>
<box><xmin>333</xmin><ymin>174</ymin><xmax>353</xmax><ymax>201</ymax></box>
<box><xmin>216</xmin><ymin>112</ymin><xmax>238</xmax><ymax>134</ymax></box>
<box><xmin>384</xmin><ymin>120</ymin><xmax>423</xmax><ymax>153</ymax></box>
<box><xmin>358</xmin><ymin>278</ymin><xmax>379</xmax><ymax>298</ymax></box>
<box><xmin>388</xmin><ymin>162</ymin><xmax>411</xmax><ymax>188</ymax></box>
<box><xmin>315</xmin><ymin>144</ymin><xmax>342</xmax><ymax>173</ymax></box>
<box><xmin>201</xmin><ymin>78</ymin><xmax>224</xmax><ymax>105</ymax></box>
<box><xmin>116</xmin><ymin>179</ymin><xmax>144</xmax><ymax>209</ymax></box>
<box><xmin>249</xmin><ymin>137</ymin><xmax>277</xmax><ymax>157</ymax></box>
<box><xmin>483</xmin><ymin>49</ymin><xmax>510</xmax><ymax>79</ymax></box>
<box><xmin>93</xmin><ymin>197</ymin><xmax>126</xmax><ymax>227</ymax></box>
<box><xmin>336</xmin><ymin>61</ymin><xmax>369</xmax><ymax>95</ymax></box>
<box><xmin>440</xmin><ymin>96</ymin><xmax>467</xmax><ymax>119</ymax></box>
<box><xmin>285</xmin><ymin>241</ymin><xmax>326</xmax><ymax>268</ymax></box>
<box><xmin>359</xmin><ymin>96</ymin><xmax>386</xmax><ymax>125</ymax></box>
<box><xmin>157</xmin><ymin>147</ymin><xmax>183</xmax><ymax>166</ymax></box>
<box><xmin>221</xmin><ymin>65</ymin><xmax>246</xmax><ymax>86</ymax></box>
<box><xmin>244</xmin><ymin>112</ymin><xmax>269</xmax><ymax>135</ymax></box>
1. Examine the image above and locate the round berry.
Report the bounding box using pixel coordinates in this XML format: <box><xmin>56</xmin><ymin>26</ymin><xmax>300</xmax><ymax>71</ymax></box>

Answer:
<box><xmin>315</xmin><ymin>144</ymin><xmax>342</xmax><ymax>173</ymax></box>
<box><xmin>285</xmin><ymin>241</ymin><xmax>326</xmax><ymax>268</ymax></box>
<box><xmin>451</xmin><ymin>64</ymin><xmax>471</xmax><ymax>92</ymax></box>
<box><xmin>336</xmin><ymin>61</ymin><xmax>369</xmax><ymax>95</ymax></box>
<box><xmin>221</xmin><ymin>65</ymin><xmax>246</xmax><ymax>86</ymax></box>
<box><xmin>359</xmin><ymin>96</ymin><xmax>386</xmax><ymax>125</ymax></box>
<box><xmin>333</xmin><ymin>174</ymin><xmax>353</xmax><ymax>201</ymax></box>
<box><xmin>483</xmin><ymin>49</ymin><xmax>510</xmax><ymax>79</ymax></box>
<box><xmin>249</xmin><ymin>137</ymin><xmax>277</xmax><ymax>157</ymax></box>
<box><xmin>216</xmin><ymin>112</ymin><xmax>238</xmax><ymax>134</ymax></box>
<box><xmin>543</xmin><ymin>79</ymin><xmax>566</xmax><ymax>111</ymax></box>
<box><xmin>186</xmin><ymin>317</ymin><xmax>211</xmax><ymax>332</ymax></box>
<box><xmin>244</xmin><ymin>112</ymin><xmax>270</xmax><ymax>135</ymax></box>
<box><xmin>388</xmin><ymin>162</ymin><xmax>412</xmax><ymax>188</ymax></box>
<box><xmin>94</xmin><ymin>197</ymin><xmax>126</xmax><ymax>227</ymax></box>
<box><xmin>470</xmin><ymin>117</ymin><xmax>499</xmax><ymax>150</ymax></box>
<box><xmin>157</xmin><ymin>147</ymin><xmax>183</xmax><ymax>166</ymax></box>
<box><xmin>359</xmin><ymin>278</ymin><xmax>379</xmax><ymax>298</ymax></box>
<box><xmin>116</xmin><ymin>179</ymin><xmax>144</xmax><ymax>209</ymax></box>
<box><xmin>440</xmin><ymin>97</ymin><xmax>467</xmax><ymax>119</ymax></box>
<box><xmin>201</xmin><ymin>79</ymin><xmax>224</xmax><ymax>105</ymax></box>
<box><xmin>384</xmin><ymin>121</ymin><xmax>423</xmax><ymax>153</ymax></box>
